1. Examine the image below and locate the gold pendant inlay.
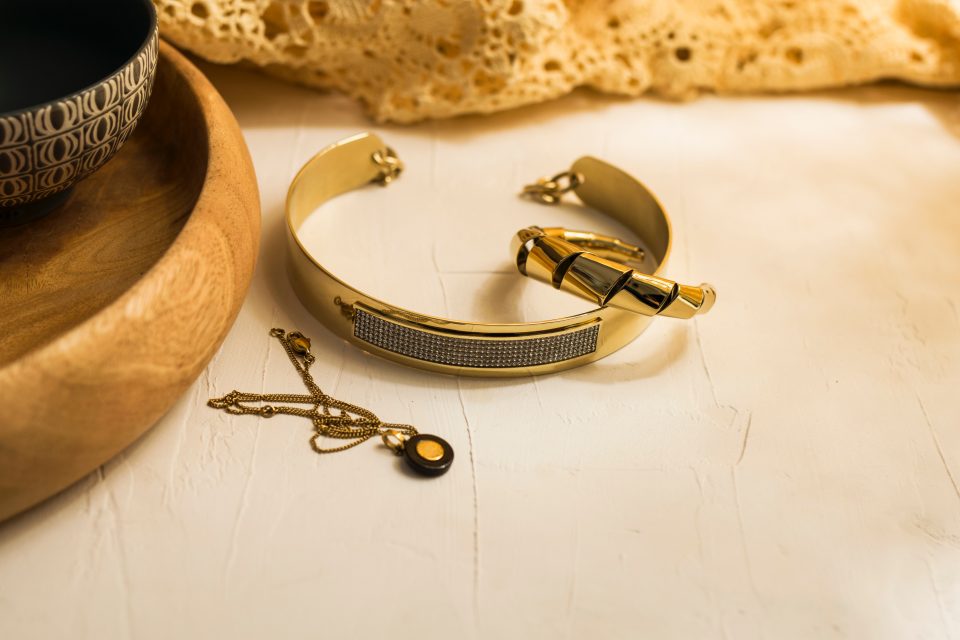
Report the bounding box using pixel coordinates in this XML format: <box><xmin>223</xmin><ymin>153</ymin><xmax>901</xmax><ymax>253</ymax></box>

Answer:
<box><xmin>415</xmin><ymin>439</ymin><xmax>445</xmax><ymax>461</ymax></box>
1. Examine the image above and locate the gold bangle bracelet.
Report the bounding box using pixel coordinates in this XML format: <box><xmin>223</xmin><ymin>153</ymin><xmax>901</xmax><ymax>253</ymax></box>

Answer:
<box><xmin>284</xmin><ymin>132</ymin><xmax>715</xmax><ymax>377</ymax></box>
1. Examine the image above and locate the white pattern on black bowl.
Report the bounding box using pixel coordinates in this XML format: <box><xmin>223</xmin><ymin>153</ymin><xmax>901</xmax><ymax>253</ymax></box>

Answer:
<box><xmin>0</xmin><ymin>0</ymin><xmax>159</xmax><ymax>221</ymax></box>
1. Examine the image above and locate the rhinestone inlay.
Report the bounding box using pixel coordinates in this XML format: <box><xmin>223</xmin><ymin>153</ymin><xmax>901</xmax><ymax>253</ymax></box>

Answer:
<box><xmin>353</xmin><ymin>309</ymin><xmax>600</xmax><ymax>368</ymax></box>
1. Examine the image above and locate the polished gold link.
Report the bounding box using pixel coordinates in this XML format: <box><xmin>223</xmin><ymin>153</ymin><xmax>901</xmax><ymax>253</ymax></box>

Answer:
<box><xmin>656</xmin><ymin>283</ymin><xmax>717</xmax><ymax>318</ymax></box>
<box><xmin>371</xmin><ymin>147</ymin><xmax>403</xmax><ymax>185</ymax></box>
<box><xmin>514</xmin><ymin>225</ymin><xmax>716</xmax><ymax>319</ymax></box>
<box><xmin>605</xmin><ymin>270</ymin><xmax>679</xmax><ymax>315</ymax></box>
<box><xmin>539</xmin><ymin>227</ymin><xmax>645</xmax><ymax>264</ymax></box>
<box><xmin>521</xmin><ymin>170</ymin><xmax>584</xmax><ymax>205</ymax></box>
<box><xmin>523</xmin><ymin>234</ymin><xmax>579</xmax><ymax>286</ymax></box>
<box><xmin>559</xmin><ymin>252</ymin><xmax>632</xmax><ymax>306</ymax></box>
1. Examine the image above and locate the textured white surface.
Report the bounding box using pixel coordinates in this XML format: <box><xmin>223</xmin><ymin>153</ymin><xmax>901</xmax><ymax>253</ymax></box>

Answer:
<box><xmin>1</xmin><ymin>64</ymin><xmax>959</xmax><ymax>639</ymax></box>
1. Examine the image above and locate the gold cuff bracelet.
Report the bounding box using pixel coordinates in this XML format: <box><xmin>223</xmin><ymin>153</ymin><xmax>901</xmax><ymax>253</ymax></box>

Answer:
<box><xmin>284</xmin><ymin>132</ymin><xmax>715</xmax><ymax>377</ymax></box>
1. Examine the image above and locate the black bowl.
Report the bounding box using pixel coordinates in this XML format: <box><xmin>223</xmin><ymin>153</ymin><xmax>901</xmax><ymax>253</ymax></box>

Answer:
<box><xmin>0</xmin><ymin>0</ymin><xmax>158</xmax><ymax>223</ymax></box>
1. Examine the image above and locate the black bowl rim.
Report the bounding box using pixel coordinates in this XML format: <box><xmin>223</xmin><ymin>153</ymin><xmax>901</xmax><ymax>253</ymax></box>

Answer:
<box><xmin>0</xmin><ymin>0</ymin><xmax>159</xmax><ymax>118</ymax></box>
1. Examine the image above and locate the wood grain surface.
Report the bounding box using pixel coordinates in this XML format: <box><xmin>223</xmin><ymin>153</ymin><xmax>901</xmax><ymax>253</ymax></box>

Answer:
<box><xmin>0</xmin><ymin>61</ymin><xmax>957</xmax><ymax>639</ymax></box>
<box><xmin>0</xmin><ymin>55</ymin><xmax>205</xmax><ymax>368</ymax></box>
<box><xmin>0</xmin><ymin>42</ymin><xmax>259</xmax><ymax>521</ymax></box>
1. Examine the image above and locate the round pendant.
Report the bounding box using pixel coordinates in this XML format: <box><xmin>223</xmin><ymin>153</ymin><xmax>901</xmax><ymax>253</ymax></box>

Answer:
<box><xmin>403</xmin><ymin>434</ymin><xmax>454</xmax><ymax>476</ymax></box>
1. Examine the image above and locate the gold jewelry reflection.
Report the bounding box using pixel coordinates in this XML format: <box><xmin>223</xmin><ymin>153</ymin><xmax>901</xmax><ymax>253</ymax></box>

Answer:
<box><xmin>284</xmin><ymin>132</ymin><xmax>715</xmax><ymax>377</ymax></box>
<box><xmin>415</xmin><ymin>439</ymin><xmax>445</xmax><ymax>462</ymax></box>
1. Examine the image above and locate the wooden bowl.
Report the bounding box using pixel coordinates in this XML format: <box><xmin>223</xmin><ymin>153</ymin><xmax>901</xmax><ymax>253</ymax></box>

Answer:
<box><xmin>0</xmin><ymin>41</ymin><xmax>261</xmax><ymax>522</ymax></box>
<box><xmin>0</xmin><ymin>0</ymin><xmax>159</xmax><ymax>222</ymax></box>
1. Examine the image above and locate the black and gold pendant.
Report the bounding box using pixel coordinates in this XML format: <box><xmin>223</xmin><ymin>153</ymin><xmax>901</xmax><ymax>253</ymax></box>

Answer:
<box><xmin>209</xmin><ymin>328</ymin><xmax>456</xmax><ymax>479</ymax></box>
<box><xmin>383</xmin><ymin>431</ymin><xmax>454</xmax><ymax>477</ymax></box>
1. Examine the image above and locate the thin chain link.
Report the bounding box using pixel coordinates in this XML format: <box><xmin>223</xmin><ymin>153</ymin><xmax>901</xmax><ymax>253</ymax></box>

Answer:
<box><xmin>371</xmin><ymin>147</ymin><xmax>403</xmax><ymax>185</ymax></box>
<box><xmin>208</xmin><ymin>328</ymin><xmax>418</xmax><ymax>454</ymax></box>
<box><xmin>520</xmin><ymin>170</ymin><xmax>584</xmax><ymax>205</ymax></box>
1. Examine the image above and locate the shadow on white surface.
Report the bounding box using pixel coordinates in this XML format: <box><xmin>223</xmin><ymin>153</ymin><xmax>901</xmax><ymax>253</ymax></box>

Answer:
<box><xmin>2</xmin><ymin>55</ymin><xmax>959</xmax><ymax>640</ymax></box>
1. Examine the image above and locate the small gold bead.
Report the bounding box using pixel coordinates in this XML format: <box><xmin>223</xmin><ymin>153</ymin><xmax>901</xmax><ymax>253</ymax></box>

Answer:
<box><xmin>290</xmin><ymin>334</ymin><xmax>312</xmax><ymax>355</ymax></box>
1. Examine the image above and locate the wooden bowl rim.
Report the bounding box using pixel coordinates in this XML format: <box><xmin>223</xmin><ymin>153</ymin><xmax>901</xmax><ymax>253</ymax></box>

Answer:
<box><xmin>0</xmin><ymin>40</ymin><xmax>251</xmax><ymax>378</ymax></box>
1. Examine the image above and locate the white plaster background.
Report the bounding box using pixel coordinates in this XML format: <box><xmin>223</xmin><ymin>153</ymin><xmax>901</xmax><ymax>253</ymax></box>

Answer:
<box><xmin>1</xmin><ymin>63</ymin><xmax>958</xmax><ymax>639</ymax></box>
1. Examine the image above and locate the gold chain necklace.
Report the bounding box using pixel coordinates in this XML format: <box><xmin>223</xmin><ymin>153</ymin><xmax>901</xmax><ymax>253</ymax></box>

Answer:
<box><xmin>208</xmin><ymin>328</ymin><xmax>454</xmax><ymax>476</ymax></box>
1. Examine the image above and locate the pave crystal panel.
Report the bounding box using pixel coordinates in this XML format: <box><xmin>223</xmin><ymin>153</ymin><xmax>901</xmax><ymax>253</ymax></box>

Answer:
<box><xmin>353</xmin><ymin>309</ymin><xmax>599</xmax><ymax>368</ymax></box>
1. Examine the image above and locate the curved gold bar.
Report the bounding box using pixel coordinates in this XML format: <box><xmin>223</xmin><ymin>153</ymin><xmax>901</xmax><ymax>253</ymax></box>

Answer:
<box><xmin>513</xmin><ymin>227</ymin><xmax>716</xmax><ymax>319</ymax></box>
<box><xmin>285</xmin><ymin>132</ymin><xmax>715</xmax><ymax>377</ymax></box>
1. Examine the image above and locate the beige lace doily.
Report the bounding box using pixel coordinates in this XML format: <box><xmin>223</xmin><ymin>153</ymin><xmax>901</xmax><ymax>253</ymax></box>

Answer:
<box><xmin>156</xmin><ymin>0</ymin><xmax>960</xmax><ymax>123</ymax></box>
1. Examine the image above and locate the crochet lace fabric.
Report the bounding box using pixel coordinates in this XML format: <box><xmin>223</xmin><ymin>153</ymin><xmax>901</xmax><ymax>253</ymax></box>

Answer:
<box><xmin>156</xmin><ymin>0</ymin><xmax>960</xmax><ymax>122</ymax></box>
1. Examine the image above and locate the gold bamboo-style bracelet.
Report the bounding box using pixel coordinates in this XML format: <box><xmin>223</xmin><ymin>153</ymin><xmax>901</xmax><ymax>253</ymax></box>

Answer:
<box><xmin>284</xmin><ymin>132</ymin><xmax>715</xmax><ymax>377</ymax></box>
